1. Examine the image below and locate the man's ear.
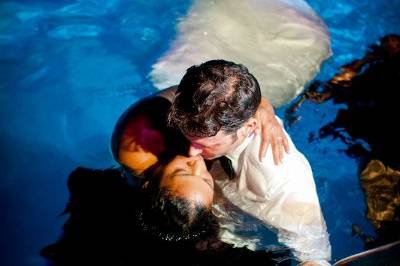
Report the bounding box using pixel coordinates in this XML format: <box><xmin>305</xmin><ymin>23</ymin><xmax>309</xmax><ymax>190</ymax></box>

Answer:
<box><xmin>243</xmin><ymin>117</ymin><xmax>258</xmax><ymax>136</ymax></box>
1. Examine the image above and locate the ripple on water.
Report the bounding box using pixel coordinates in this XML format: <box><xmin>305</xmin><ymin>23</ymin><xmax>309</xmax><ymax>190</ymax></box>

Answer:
<box><xmin>47</xmin><ymin>24</ymin><xmax>103</xmax><ymax>39</ymax></box>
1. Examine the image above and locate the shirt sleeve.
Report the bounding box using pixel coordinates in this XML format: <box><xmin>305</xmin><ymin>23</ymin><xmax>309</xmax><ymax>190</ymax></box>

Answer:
<box><xmin>246</xmin><ymin>134</ymin><xmax>331</xmax><ymax>264</ymax></box>
<box><xmin>268</xmin><ymin>192</ymin><xmax>331</xmax><ymax>264</ymax></box>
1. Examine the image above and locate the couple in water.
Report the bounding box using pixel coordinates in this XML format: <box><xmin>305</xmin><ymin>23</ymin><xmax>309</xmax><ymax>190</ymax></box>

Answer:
<box><xmin>112</xmin><ymin>59</ymin><xmax>331</xmax><ymax>265</ymax></box>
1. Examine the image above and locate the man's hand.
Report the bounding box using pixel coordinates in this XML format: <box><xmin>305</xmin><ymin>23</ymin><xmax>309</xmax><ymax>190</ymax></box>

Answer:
<box><xmin>255</xmin><ymin>97</ymin><xmax>289</xmax><ymax>164</ymax></box>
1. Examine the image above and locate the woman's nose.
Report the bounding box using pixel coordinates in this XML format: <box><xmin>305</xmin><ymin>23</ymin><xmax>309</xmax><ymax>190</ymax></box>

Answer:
<box><xmin>192</xmin><ymin>157</ymin><xmax>204</xmax><ymax>176</ymax></box>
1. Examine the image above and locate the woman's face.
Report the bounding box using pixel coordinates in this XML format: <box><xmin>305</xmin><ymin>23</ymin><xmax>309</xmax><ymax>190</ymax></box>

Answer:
<box><xmin>159</xmin><ymin>155</ymin><xmax>214</xmax><ymax>207</ymax></box>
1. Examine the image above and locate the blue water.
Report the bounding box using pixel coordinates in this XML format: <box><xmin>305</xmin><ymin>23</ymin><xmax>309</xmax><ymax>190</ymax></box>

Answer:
<box><xmin>1</xmin><ymin>0</ymin><xmax>399</xmax><ymax>265</ymax></box>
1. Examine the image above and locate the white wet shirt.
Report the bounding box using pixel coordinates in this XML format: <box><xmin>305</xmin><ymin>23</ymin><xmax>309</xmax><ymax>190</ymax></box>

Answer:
<box><xmin>211</xmin><ymin>119</ymin><xmax>331</xmax><ymax>265</ymax></box>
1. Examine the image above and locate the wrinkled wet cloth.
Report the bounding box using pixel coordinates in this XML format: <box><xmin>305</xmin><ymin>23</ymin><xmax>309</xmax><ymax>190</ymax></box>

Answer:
<box><xmin>211</xmin><ymin>117</ymin><xmax>331</xmax><ymax>265</ymax></box>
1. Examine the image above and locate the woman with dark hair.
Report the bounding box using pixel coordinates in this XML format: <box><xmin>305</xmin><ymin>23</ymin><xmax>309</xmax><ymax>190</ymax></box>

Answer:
<box><xmin>41</xmin><ymin>91</ymin><xmax>288</xmax><ymax>266</ymax></box>
<box><xmin>110</xmin><ymin>87</ymin><xmax>287</xmax><ymax>244</ymax></box>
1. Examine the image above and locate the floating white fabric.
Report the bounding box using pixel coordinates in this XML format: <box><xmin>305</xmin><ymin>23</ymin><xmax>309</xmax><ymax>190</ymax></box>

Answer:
<box><xmin>150</xmin><ymin>0</ymin><xmax>331</xmax><ymax>107</ymax></box>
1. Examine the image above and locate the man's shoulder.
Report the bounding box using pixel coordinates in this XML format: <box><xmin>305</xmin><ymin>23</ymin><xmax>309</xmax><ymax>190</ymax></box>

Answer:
<box><xmin>244</xmin><ymin>133</ymin><xmax>314</xmax><ymax>180</ymax></box>
<box><xmin>244</xmin><ymin>134</ymin><xmax>276</xmax><ymax>168</ymax></box>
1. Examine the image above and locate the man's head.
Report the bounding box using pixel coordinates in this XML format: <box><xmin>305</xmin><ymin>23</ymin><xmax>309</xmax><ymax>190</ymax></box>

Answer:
<box><xmin>139</xmin><ymin>155</ymin><xmax>216</xmax><ymax>242</ymax></box>
<box><xmin>168</xmin><ymin>59</ymin><xmax>261</xmax><ymax>159</ymax></box>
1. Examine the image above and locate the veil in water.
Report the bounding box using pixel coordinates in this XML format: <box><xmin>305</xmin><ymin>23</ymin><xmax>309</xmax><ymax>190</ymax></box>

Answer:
<box><xmin>150</xmin><ymin>0</ymin><xmax>331</xmax><ymax>107</ymax></box>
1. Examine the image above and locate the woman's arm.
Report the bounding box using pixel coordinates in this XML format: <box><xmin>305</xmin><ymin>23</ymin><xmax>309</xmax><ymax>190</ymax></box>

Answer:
<box><xmin>255</xmin><ymin>97</ymin><xmax>290</xmax><ymax>164</ymax></box>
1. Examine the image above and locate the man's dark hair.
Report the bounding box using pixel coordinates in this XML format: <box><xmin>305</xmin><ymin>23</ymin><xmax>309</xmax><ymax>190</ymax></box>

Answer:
<box><xmin>168</xmin><ymin>59</ymin><xmax>261</xmax><ymax>138</ymax></box>
<box><xmin>137</xmin><ymin>167</ymin><xmax>218</xmax><ymax>243</ymax></box>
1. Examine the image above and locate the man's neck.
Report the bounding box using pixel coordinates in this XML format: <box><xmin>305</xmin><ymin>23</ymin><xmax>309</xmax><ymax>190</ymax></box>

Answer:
<box><xmin>225</xmin><ymin>133</ymin><xmax>254</xmax><ymax>161</ymax></box>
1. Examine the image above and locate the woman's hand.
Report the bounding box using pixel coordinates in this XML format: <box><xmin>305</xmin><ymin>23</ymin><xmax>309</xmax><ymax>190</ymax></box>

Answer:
<box><xmin>255</xmin><ymin>97</ymin><xmax>290</xmax><ymax>164</ymax></box>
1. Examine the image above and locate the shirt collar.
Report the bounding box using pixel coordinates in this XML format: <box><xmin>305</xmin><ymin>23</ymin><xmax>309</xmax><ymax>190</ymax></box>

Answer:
<box><xmin>225</xmin><ymin>133</ymin><xmax>254</xmax><ymax>161</ymax></box>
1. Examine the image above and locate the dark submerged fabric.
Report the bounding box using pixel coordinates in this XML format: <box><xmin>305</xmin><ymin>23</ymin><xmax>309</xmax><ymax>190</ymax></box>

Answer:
<box><xmin>41</xmin><ymin>167</ymin><xmax>290</xmax><ymax>266</ymax></box>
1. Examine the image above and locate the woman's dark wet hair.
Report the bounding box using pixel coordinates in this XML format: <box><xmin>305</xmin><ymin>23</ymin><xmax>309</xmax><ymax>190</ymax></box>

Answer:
<box><xmin>137</xmin><ymin>163</ymin><xmax>219</xmax><ymax>243</ymax></box>
<box><xmin>41</xmin><ymin>167</ymin><xmax>283</xmax><ymax>266</ymax></box>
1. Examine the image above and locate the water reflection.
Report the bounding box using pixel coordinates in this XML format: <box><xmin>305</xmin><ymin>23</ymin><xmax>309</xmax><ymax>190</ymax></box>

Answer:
<box><xmin>287</xmin><ymin>34</ymin><xmax>400</xmax><ymax>251</ymax></box>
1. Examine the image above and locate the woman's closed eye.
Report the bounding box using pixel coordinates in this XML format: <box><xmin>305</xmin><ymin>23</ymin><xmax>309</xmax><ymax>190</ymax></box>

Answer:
<box><xmin>172</xmin><ymin>168</ymin><xmax>213</xmax><ymax>189</ymax></box>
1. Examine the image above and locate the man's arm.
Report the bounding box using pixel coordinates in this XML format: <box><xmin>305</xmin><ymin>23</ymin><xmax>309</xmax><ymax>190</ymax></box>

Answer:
<box><xmin>245</xmin><ymin>133</ymin><xmax>331</xmax><ymax>264</ymax></box>
<box><xmin>258</xmin><ymin>153</ymin><xmax>331</xmax><ymax>265</ymax></box>
<box><xmin>275</xmin><ymin>198</ymin><xmax>331</xmax><ymax>265</ymax></box>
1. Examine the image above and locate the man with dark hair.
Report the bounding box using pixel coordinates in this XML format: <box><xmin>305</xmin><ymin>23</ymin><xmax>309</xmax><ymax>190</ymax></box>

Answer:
<box><xmin>167</xmin><ymin>60</ymin><xmax>331</xmax><ymax>265</ymax></box>
<box><xmin>169</xmin><ymin>60</ymin><xmax>261</xmax><ymax>141</ymax></box>
<box><xmin>110</xmin><ymin>60</ymin><xmax>304</xmax><ymax>262</ymax></box>
<box><xmin>168</xmin><ymin>60</ymin><xmax>262</xmax><ymax>159</ymax></box>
